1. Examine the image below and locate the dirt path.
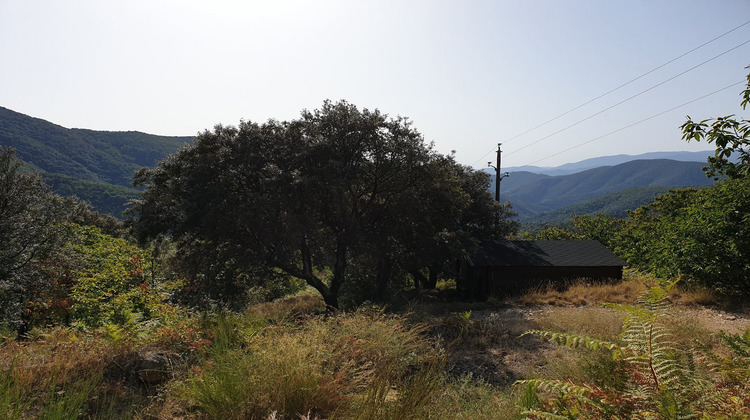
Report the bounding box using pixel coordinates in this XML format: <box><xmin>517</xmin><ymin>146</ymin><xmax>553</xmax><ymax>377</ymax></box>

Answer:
<box><xmin>442</xmin><ymin>303</ymin><xmax>750</xmax><ymax>388</ymax></box>
<box><xmin>674</xmin><ymin>306</ymin><xmax>750</xmax><ymax>334</ymax></box>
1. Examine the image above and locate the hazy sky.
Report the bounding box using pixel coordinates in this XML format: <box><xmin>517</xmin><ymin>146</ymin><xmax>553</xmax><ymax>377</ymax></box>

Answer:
<box><xmin>2</xmin><ymin>1</ymin><xmax>749</xmax><ymax>168</ymax></box>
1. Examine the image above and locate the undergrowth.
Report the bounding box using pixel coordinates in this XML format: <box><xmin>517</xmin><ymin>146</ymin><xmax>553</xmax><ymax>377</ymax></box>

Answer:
<box><xmin>1</xmin><ymin>283</ymin><xmax>748</xmax><ymax>419</ymax></box>
<box><xmin>517</xmin><ymin>280</ymin><xmax>750</xmax><ymax>419</ymax></box>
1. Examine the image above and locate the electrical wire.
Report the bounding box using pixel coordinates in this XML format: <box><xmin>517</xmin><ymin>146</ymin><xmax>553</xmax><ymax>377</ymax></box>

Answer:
<box><xmin>470</xmin><ymin>19</ymin><xmax>750</xmax><ymax>167</ymax></box>
<box><xmin>503</xmin><ymin>38</ymin><xmax>750</xmax><ymax>159</ymax></box>
<box><xmin>510</xmin><ymin>79</ymin><xmax>745</xmax><ymax>170</ymax></box>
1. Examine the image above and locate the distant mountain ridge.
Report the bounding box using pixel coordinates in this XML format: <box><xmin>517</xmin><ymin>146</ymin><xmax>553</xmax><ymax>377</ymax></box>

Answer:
<box><xmin>0</xmin><ymin>106</ymin><xmax>717</xmax><ymax>221</ymax></box>
<box><xmin>496</xmin><ymin>159</ymin><xmax>716</xmax><ymax>221</ymax></box>
<box><xmin>0</xmin><ymin>106</ymin><xmax>191</xmax><ymax>215</ymax></box>
<box><xmin>504</xmin><ymin>150</ymin><xmax>714</xmax><ymax>176</ymax></box>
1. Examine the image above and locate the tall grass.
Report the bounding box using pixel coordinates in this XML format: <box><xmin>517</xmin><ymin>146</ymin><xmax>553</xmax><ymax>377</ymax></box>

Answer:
<box><xmin>6</xmin><ymin>284</ymin><xmax>745</xmax><ymax>419</ymax></box>
<box><xmin>172</xmin><ymin>305</ymin><xmax>443</xmax><ymax>419</ymax></box>
<box><xmin>0</xmin><ymin>328</ymin><xmax>144</xmax><ymax>419</ymax></box>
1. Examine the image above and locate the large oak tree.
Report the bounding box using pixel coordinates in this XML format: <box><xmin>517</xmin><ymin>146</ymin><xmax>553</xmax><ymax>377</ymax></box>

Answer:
<box><xmin>131</xmin><ymin>101</ymin><xmax>516</xmax><ymax>308</ymax></box>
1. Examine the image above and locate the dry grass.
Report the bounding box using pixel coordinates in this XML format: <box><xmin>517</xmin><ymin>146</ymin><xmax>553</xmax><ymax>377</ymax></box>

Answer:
<box><xmin>244</xmin><ymin>293</ymin><xmax>327</xmax><ymax>324</ymax></box>
<box><xmin>3</xmin><ymin>283</ymin><xmax>747</xmax><ymax>419</ymax></box>
<box><xmin>514</xmin><ymin>274</ymin><xmax>732</xmax><ymax>309</ymax></box>
<box><xmin>668</xmin><ymin>286</ymin><xmax>721</xmax><ymax>306</ymax></box>
<box><xmin>533</xmin><ymin>307</ymin><xmax>624</xmax><ymax>341</ymax></box>
<box><xmin>168</xmin><ymin>304</ymin><xmax>447</xmax><ymax>419</ymax></box>
<box><xmin>0</xmin><ymin>328</ymin><xmax>146</xmax><ymax>419</ymax></box>
<box><xmin>517</xmin><ymin>277</ymin><xmax>647</xmax><ymax>307</ymax></box>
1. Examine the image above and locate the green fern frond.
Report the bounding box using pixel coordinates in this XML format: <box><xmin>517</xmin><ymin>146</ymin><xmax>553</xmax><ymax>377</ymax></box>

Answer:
<box><xmin>516</xmin><ymin>379</ymin><xmax>592</xmax><ymax>398</ymax></box>
<box><xmin>521</xmin><ymin>330</ymin><xmax>623</xmax><ymax>358</ymax></box>
<box><xmin>603</xmin><ymin>303</ymin><xmax>657</xmax><ymax>322</ymax></box>
<box><xmin>719</xmin><ymin>330</ymin><xmax>750</xmax><ymax>359</ymax></box>
<box><xmin>520</xmin><ymin>408</ymin><xmax>572</xmax><ymax>420</ymax></box>
<box><xmin>516</xmin><ymin>379</ymin><xmax>617</xmax><ymax>417</ymax></box>
<box><xmin>515</xmin><ymin>282</ymin><xmax>715</xmax><ymax>418</ymax></box>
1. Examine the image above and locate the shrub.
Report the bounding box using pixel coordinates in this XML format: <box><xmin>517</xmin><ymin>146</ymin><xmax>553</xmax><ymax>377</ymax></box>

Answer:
<box><xmin>67</xmin><ymin>225</ymin><xmax>177</xmax><ymax>328</ymax></box>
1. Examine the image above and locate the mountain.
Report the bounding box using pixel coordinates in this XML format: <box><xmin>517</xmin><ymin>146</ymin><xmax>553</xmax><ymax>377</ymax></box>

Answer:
<box><xmin>522</xmin><ymin>185</ymin><xmax>673</xmax><ymax>226</ymax></box>
<box><xmin>0</xmin><ymin>106</ymin><xmax>718</xmax><ymax>221</ymax></box>
<box><xmin>505</xmin><ymin>150</ymin><xmax>714</xmax><ymax>176</ymax></box>
<box><xmin>501</xmin><ymin>159</ymin><xmax>716</xmax><ymax>219</ymax></box>
<box><xmin>0</xmin><ymin>106</ymin><xmax>191</xmax><ymax>215</ymax></box>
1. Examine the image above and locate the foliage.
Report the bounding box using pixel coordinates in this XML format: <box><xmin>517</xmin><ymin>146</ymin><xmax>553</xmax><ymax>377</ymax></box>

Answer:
<box><xmin>131</xmin><ymin>100</ymin><xmax>517</xmax><ymax>308</ymax></box>
<box><xmin>547</xmin><ymin>179</ymin><xmax>749</xmax><ymax>297</ymax></box>
<box><xmin>66</xmin><ymin>224</ymin><xmax>176</xmax><ymax>328</ymax></box>
<box><xmin>522</xmin><ymin>226</ymin><xmax>582</xmax><ymax>241</ymax></box>
<box><xmin>618</xmin><ymin>180</ymin><xmax>749</xmax><ymax>295</ymax></box>
<box><xmin>517</xmin><ymin>282</ymin><xmax>712</xmax><ymax>419</ymax></box>
<box><xmin>0</xmin><ymin>106</ymin><xmax>190</xmax><ymax>216</ymax></box>
<box><xmin>681</xmin><ymin>72</ymin><xmax>750</xmax><ymax>179</ymax></box>
<box><xmin>0</xmin><ymin>147</ymin><xmax>74</xmax><ymax>333</ymax></box>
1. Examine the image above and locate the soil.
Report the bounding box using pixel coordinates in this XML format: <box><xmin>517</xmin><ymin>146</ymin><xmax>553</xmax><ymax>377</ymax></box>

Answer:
<box><xmin>441</xmin><ymin>303</ymin><xmax>750</xmax><ymax>388</ymax></box>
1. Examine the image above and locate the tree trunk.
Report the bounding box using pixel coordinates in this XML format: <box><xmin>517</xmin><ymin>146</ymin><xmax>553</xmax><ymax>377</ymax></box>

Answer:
<box><xmin>375</xmin><ymin>257</ymin><xmax>393</xmax><ymax>301</ymax></box>
<box><xmin>410</xmin><ymin>269</ymin><xmax>429</xmax><ymax>290</ymax></box>
<box><xmin>328</xmin><ymin>235</ymin><xmax>347</xmax><ymax>310</ymax></box>
<box><xmin>426</xmin><ymin>266</ymin><xmax>440</xmax><ymax>289</ymax></box>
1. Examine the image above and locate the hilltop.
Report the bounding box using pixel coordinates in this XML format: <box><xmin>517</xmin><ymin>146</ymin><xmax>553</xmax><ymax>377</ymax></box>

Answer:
<box><xmin>0</xmin><ymin>106</ymin><xmax>191</xmax><ymax>215</ymax></box>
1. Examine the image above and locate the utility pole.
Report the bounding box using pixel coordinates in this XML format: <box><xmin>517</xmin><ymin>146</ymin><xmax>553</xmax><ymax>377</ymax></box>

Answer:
<box><xmin>488</xmin><ymin>143</ymin><xmax>509</xmax><ymax>202</ymax></box>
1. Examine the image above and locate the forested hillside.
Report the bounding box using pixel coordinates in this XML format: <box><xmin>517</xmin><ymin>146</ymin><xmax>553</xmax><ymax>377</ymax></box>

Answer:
<box><xmin>0</xmin><ymin>107</ymin><xmax>191</xmax><ymax>215</ymax></box>
<box><xmin>522</xmin><ymin>185</ymin><xmax>672</xmax><ymax>226</ymax></box>
<box><xmin>500</xmin><ymin>159</ymin><xmax>716</xmax><ymax>219</ymax></box>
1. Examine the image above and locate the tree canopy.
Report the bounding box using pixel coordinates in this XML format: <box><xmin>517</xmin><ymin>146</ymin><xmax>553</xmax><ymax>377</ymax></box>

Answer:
<box><xmin>0</xmin><ymin>147</ymin><xmax>72</xmax><ymax>331</ymax></box>
<box><xmin>681</xmin><ymin>72</ymin><xmax>750</xmax><ymax>179</ymax></box>
<box><xmin>131</xmin><ymin>100</ymin><xmax>516</xmax><ymax>308</ymax></box>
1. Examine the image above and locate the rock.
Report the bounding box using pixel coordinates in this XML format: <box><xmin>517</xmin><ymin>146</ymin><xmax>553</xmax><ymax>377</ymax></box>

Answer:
<box><xmin>135</xmin><ymin>352</ymin><xmax>174</xmax><ymax>384</ymax></box>
<box><xmin>106</xmin><ymin>351</ymin><xmax>177</xmax><ymax>386</ymax></box>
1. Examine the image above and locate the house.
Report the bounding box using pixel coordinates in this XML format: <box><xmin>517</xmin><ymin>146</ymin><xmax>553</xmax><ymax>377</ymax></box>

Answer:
<box><xmin>461</xmin><ymin>240</ymin><xmax>626</xmax><ymax>300</ymax></box>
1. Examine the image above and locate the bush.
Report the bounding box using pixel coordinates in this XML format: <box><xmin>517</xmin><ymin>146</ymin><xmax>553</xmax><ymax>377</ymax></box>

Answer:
<box><xmin>67</xmin><ymin>225</ymin><xmax>177</xmax><ymax>328</ymax></box>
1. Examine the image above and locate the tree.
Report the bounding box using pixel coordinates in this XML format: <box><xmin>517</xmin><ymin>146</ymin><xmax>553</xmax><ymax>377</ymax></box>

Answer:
<box><xmin>620</xmin><ymin>182</ymin><xmax>750</xmax><ymax>294</ymax></box>
<box><xmin>681</xmin><ymin>72</ymin><xmax>750</xmax><ymax>179</ymax></box>
<box><xmin>0</xmin><ymin>147</ymin><xmax>72</xmax><ymax>333</ymax></box>
<box><xmin>131</xmin><ymin>101</ymin><xmax>515</xmax><ymax>308</ymax></box>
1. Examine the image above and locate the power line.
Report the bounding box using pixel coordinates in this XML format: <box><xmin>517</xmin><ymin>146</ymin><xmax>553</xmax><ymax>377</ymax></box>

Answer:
<box><xmin>504</xmin><ymin>38</ymin><xmax>750</xmax><ymax>159</ymax></box>
<box><xmin>470</xmin><ymin>19</ymin><xmax>750</xmax><ymax>167</ymax></box>
<box><xmin>502</xmin><ymin>19</ymin><xmax>750</xmax><ymax>145</ymax></box>
<box><xmin>511</xmin><ymin>80</ymin><xmax>745</xmax><ymax>170</ymax></box>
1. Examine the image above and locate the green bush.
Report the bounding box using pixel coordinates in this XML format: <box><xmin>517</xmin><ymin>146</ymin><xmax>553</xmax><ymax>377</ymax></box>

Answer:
<box><xmin>67</xmin><ymin>225</ymin><xmax>174</xmax><ymax>328</ymax></box>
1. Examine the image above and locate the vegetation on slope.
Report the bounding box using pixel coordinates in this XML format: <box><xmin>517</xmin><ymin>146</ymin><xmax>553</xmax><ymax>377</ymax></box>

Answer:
<box><xmin>506</xmin><ymin>159</ymin><xmax>715</xmax><ymax>218</ymax></box>
<box><xmin>521</xmin><ymin>185</ymin><xmax>672</xmax><ymax>228</ymax></box>
<box><xmin>0</xmin><ymin>106</ymin><xmax>190</xmax><ymax>216</ymax></box>
<box><xmin>42</xmin><ymin>173</ymin><xmax>140</xmax><ymax>216</ymax></box>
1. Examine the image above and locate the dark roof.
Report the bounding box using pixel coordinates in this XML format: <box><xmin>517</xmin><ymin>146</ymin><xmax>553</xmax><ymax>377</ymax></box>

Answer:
<box><xmin>468</xmin><ymin>240</ymin><xmax>626</xmax><ymax>267</ymax></box>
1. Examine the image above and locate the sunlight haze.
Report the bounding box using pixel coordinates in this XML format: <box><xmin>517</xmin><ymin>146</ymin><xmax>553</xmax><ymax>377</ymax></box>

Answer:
<box><xmin>1</xmin><ymin>0</ymin><xmax>749</xmax><ymax>168</ymax></box>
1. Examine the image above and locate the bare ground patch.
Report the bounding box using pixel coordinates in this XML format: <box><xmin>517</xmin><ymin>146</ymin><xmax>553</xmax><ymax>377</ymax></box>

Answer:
<box><xmin>432</xmin><ymin>301</ymin><xmax>750</xmax><ymax>389</ymax></box>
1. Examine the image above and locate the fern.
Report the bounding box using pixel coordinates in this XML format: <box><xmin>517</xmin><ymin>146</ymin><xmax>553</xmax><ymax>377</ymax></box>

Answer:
<box><xmin>520</xmin><ymin>330</ymin><xmax>623</xmax><ymax>358</ymax></box>
<box><xmin>516</xmin><ymin>281</ymin><xmax>708</xmax><ymax>419</ymax></box>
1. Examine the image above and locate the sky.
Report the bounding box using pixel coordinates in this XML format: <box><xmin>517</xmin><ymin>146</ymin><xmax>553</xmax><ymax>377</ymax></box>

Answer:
<box><xmin>1</xmin><ymin>0</ymin><xmax>749</xmax><ymax>169</ymax></box>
